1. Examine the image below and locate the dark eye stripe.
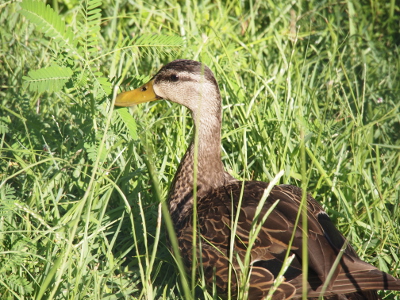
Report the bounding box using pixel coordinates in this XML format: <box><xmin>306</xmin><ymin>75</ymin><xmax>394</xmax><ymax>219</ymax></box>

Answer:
<box><xmin>154</xmin><ymin>72</ymin><xmax>202</xmax><ymax>84</ymax></box>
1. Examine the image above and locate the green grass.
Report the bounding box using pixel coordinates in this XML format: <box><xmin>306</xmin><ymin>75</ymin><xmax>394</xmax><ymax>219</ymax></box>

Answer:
<box><xmin>1</xmin><ymin>0</ymin><xmax>399</xmax><ymax>299</ymax></box>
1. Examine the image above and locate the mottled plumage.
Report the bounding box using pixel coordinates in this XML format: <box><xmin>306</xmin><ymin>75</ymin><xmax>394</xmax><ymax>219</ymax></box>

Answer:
<box><xmin>115</xmin><ymin>59</ymin><xmax>400</xmax><ymax>299</ymax></box>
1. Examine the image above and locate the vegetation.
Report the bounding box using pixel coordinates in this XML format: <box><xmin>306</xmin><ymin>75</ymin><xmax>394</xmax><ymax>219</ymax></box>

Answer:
<box><xmin>0</xmin><ymin>0</ymin><xmax>399</xmax><ymax>299</ymax></box>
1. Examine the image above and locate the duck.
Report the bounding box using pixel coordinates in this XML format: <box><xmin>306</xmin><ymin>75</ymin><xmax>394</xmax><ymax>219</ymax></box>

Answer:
<box><xmin>115</xmin><ymin>59</ymin><xmax>400</xmax><ymax>300</ymax></box>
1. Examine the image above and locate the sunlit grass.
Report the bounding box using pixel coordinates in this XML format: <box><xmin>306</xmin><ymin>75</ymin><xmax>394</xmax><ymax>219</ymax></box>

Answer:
<box><xmin>0</xmin><ymin>0</ymin><xmax>399</xmax><ymax>299</ymax></box>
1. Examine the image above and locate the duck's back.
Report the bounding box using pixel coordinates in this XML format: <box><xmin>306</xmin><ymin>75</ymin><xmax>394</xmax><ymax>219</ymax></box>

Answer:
<box><xmin>175</xmin><ymin>181</ymin><xmax>400</xmax><ymax>300</ymax></box>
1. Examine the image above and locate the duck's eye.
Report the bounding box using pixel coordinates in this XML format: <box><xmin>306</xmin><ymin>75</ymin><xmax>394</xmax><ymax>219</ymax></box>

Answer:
<box><xmin>170</xmin><ymin>74</ymin><xmax>179</xmax><ymax>82</ymax></box>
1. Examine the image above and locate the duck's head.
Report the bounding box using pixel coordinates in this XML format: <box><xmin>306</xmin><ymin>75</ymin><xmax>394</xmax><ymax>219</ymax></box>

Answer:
<box><xmin>115</xmin><ymin>59</ymin><xmax>221</xmax><ymax>114</ymax></box>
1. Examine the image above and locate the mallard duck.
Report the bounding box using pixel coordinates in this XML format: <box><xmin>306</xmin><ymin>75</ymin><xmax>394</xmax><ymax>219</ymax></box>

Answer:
<box><xmin>115</xmin><ymin>59</ymin><xmax>400</xmax><ymax>299</ymax></box>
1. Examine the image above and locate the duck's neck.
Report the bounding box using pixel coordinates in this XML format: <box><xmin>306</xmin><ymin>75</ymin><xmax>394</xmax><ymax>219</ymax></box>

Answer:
<box><xmin>168</xmin><ymin>109</ymin><xmax>228</xmax><ymax>224</ymax></box>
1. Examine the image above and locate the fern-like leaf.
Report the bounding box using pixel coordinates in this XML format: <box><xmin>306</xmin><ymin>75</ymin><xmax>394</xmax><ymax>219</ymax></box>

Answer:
<box><xmin>0</xmin><ymin>118</ymin><xmax>9</xmax><ymax>134</ymax></box>
<box><xmin>80</xmin><ymin>0</ymin><xmax>102</xmax><ymax>54</ymax></box>
<box><xmin>120</xmin><ymin>34</ymin><xmax>184</xmax><ymax>57</ymax></box>
<box><xmin>77</xmin><ymin>0</ymin><xmax>112</xmax><ymax>98</ymax></box>
<box><xmin>0</xmin><ymin>184</ymin><xmax>16</xmax><ymax>217</ymax></box>
<box><xmin>133</xmin><ymin>34</ymin><xmax>184</xmax><ymax>47</ymax></box>
<box><xmin>22</xmin><ymin>65</ymin><xmax>73</xmax><ymax>93</ymax></box>
<box><xmin>116</xmin><ymin>108</ymin><xmax>138</xmax><ymax>140</ymax></box>
<box><xmin>94</xmin><ymin>73</ymin><xmax>112</xmax><ymax>96</ymax></box>
<box><xmin>84</xmin><ymin>141</ymin><xmax>107</xmax><ymax>163</ymax></box>
<box><xmin>19</xmin><ymin>0</ymin><xmax>81</xmax><ymax>56</ymax></box>
<box><xmin>7</xmin><ymin>274</ymin><xmax>34</xmax><ymax>296</ymax></box>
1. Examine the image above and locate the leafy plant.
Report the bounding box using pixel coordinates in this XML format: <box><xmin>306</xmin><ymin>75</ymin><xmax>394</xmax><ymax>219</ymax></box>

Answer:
<box><xmin>0</xmin><ymin>0</ymin><xmax>398</xmax><ymax>299</ymax></box>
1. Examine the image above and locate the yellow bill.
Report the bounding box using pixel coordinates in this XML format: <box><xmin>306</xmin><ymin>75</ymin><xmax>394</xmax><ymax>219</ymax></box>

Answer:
<box><xmin>115</xmin><ymin>79</ymin><xmax>158</xmax><ymax>106</ymax></box>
